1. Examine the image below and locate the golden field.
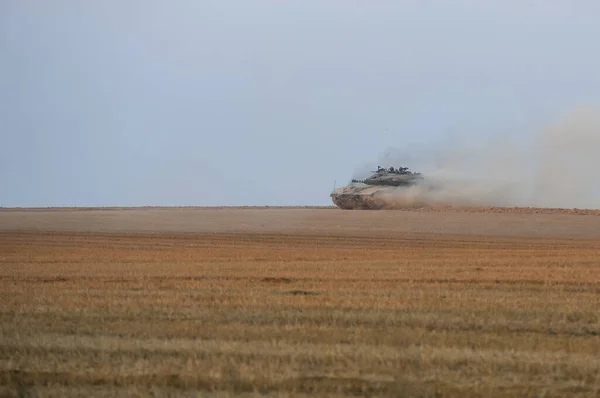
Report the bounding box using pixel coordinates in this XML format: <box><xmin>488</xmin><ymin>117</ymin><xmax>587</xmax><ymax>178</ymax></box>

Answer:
<box><xmin>1</xmin><ymin>207</ymin><xmax>600</xmax><ymax>397</ymax></box>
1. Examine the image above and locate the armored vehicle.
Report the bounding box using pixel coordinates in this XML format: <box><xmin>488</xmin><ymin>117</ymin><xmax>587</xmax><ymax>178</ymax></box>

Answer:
<box><xmin>330</xmin><ymin>166</ymin><xmax>425</xmax><ymax>209</ymax></box>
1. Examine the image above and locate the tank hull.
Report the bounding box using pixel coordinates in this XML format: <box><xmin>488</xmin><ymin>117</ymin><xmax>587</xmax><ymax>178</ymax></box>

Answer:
<box><xmin>330</xmin><ymin>184</ymin><xmax>398</xmax><ymax>210</ymax></box>
<box><xmin>331</xmin><ymin>194</ymin><xmax>385</xmax><ymax>210</ymax></box>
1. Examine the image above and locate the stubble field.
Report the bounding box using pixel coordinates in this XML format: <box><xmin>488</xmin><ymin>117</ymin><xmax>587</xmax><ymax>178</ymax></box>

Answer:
<box><xmin>1</xmin><ymin>207</ymin><xmax>600</xmax><ymax>397</ymax></box>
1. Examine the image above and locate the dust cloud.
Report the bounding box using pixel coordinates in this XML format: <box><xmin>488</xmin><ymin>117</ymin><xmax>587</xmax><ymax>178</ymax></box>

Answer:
<box><xmin>355</xmin><ymin>107</ymin><xmax>600</xmax><ymax>209</ymax></box>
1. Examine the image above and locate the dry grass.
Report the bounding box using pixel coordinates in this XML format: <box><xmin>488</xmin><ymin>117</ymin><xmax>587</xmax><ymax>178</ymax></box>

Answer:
<box><xmin>1</xmin><ymin>208</ymin><xmax>600</xmax><ymax>397</ymax></box>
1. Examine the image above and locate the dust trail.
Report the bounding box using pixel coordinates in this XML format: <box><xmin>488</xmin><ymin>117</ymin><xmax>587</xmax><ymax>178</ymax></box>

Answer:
<box><xmin>356</xmin><ymin>106</ymin><xmax>600</xmax><ymax>209</ymax></box>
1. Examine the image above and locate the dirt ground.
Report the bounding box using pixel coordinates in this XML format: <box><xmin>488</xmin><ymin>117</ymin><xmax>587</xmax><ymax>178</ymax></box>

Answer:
<box><xmin>1</xmin><ymin>207</ymin><xmax>599</xmax><ymax>397</ymax></box>
<box><xmin>1</xmin><ymin>206</ymin><xmax>599</xmax><ymax>238</ymax></box>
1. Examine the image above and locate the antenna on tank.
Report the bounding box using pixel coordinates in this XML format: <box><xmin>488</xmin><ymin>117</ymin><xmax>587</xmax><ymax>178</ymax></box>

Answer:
<box><xmin>333</xmin><ymin>180</ymin><xmax>336</xmax><ymax>190</ymax></box>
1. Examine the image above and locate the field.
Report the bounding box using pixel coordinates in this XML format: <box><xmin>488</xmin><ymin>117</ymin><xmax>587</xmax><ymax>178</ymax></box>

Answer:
<box><xmin>1</xmin><ymin>207</ymin><xmax>600</xmax><ymax>397</ymax></box>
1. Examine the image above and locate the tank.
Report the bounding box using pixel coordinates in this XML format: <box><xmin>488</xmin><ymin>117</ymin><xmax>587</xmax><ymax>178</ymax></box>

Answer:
<box><xmin>330</xmin><ymin>166</ymin><xmax>425</xmax><ymax>209</ymax></box>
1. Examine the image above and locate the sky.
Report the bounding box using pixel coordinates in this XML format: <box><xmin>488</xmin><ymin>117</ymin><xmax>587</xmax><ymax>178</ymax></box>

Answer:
<box><xmin>2</xmin><ymin>1</ymin><xmax>600</xmax><ymax>207</ymax></box>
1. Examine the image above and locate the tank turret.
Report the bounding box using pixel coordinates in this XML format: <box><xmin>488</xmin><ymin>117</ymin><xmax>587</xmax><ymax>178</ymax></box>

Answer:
<box><xmin>351</xmin><ymin>166</ymin><xmax>424</xmax><ymax>187</ymax></box>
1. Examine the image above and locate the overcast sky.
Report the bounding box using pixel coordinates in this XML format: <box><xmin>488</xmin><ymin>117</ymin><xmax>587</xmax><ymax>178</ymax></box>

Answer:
<box><xmin>2</xmin><ymin>1</ymin><xmax>600</xmax><ymax>207</ymax></box>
